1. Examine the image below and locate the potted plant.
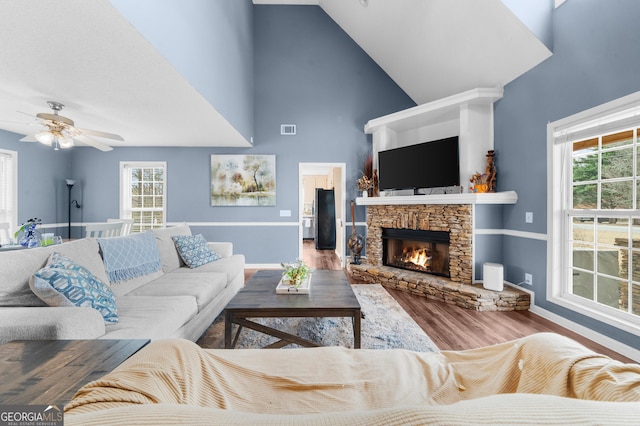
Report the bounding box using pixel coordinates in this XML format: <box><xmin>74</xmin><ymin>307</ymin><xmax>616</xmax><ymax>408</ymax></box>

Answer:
<box><xmin>280</xmin><ymin>259</ymin><xmax>310</xmax><ymax>287</ymax></box>
<box><xmin>469</xmin><ymin>172</ymin><xmax>489</xmax><ymax>193</ymax></box>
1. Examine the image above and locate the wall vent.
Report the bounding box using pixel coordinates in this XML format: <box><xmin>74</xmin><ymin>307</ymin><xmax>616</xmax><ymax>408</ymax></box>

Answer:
<box><xmin>281</xmin><ymin>124</ymin><xmax>296</xmax><ymax>135</ymax></box>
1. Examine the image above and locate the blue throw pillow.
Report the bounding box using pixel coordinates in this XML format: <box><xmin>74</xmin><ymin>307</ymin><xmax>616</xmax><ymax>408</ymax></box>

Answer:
<box><xmin>29</xmin><ymin>252</ymin><xmax>119</xmax><ymax>324</ymax></box>
<box><xmin>172</xmin><ymin>234</ymin><xmax>220</xmax><ymax>268</ymax></box>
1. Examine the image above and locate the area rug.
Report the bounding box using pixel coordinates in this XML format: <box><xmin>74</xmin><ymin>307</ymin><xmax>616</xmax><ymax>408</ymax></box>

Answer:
<box><xmin>197</xmin><ymin>284</ymin><xmax>439</xmax><ymax>352</ymax></box>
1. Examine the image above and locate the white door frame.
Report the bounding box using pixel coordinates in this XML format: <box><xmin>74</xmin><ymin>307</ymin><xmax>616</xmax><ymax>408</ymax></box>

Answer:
<box><xmin>298</xmin><ymin>162</ymin><xmax>347</xmax><ymax>267</ymax></box>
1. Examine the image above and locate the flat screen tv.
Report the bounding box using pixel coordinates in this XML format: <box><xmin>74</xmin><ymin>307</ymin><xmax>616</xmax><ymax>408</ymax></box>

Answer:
<box><xmin>378</xmin><ymin>136</ymin><xmax>459</xmax><ymax>191</ymax></box>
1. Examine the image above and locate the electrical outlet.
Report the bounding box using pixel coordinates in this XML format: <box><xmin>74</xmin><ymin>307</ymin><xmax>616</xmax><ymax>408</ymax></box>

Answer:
<box><xmin>525</xmin><ymin>212</ymin><xmax>533</xmax><ymax>223</ymax></box>
<box><xmin>524</xmin><ymin>273</ymin><xmax>533</xmax><ymax>285</ymax></box>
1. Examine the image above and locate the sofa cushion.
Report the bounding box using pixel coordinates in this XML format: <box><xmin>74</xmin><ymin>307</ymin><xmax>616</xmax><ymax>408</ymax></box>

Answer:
<box><xmin>29</xmin><ymin>253</ymin><xmax>119</xmax><ymax>324</ymax></box>
<box><xmin>98</xmin><ymin>231</ymin><xmax>161</xmax><ymax>283</ymax></box>
<box><xmin>0</xmin><ymin>238</ymin><xmax>108</xmax><ymax>307</ymax></box>
<box><xmin>172</xmin><ymin>234</ymin><xmax>221</xmax><ymax>268</ymax></box>
<box><xmin>207</xmin><ymin>242</ymin><xmax>233</xmax><ymax>258</ymax></box>
<box><xmin>171</xmin><ymin>254</ymin><xmax>245</xmax><ymax>284</ymax></box>
<box><xmin>128</xmin><ymin>272</ymin><xmax>226</xmax><ymax>311</ymax></box>
<box><xmin>0</xmin><ymin>307</ymin><xmax>105</xmax><ymax>343</ymax></box>
<box><xmin>104</xmin><ymin>295</ymin><xmax>197</xmax><ymax>339</ymax></box>
<box><xmin>108</xmin><ymin>269</ymin><xmax>165</xmax><ymax>298</ymax></box>
<box><xmin>153</xmin><ymin>223</ymin><xmax>192</xmax><ymax>273</ymax></box>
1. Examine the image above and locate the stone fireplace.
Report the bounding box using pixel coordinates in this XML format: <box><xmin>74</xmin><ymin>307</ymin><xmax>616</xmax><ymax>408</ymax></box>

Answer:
<box><xmin>349</xmin><ymin>200</ymin><xmax>530</xmax><ymax>311</ymax></box>
<box><xmin>365</xmin><ymin>204</ymin><xmax>472</xmax><ymax>284</ymax></box>
<box><xmin>383</xmin><ymin>228</ymin><xmax>450</xmax><ymax>277</ymax></box>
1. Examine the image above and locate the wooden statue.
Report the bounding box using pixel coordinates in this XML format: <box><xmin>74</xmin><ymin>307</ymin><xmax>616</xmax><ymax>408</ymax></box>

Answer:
<box><xmin>347</xmin><ymin>200</ymin><xmax>364</xmax><ymax>264</ymax></box>
<box><xmin>372</xmin><ymin>169</ymin><xmax>379</xmax><ymax>197</ymax></box>
<box><xmin>485</xmin><ymin>150</ymin><xmax>496</xmax><ymax>193</ymax></box>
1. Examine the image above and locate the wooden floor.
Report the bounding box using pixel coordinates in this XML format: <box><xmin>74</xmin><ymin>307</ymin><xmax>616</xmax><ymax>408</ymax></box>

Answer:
<box><xmin>245</xmin><ymin>240</ymin><xmax>634</xmax><ymax>363</ymax></box>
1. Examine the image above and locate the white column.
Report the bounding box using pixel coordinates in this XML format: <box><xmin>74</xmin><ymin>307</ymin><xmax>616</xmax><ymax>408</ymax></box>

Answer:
<box><xmin>458</xmin><ymin>103</ymin><xmax>494</xmax><ymax>191</ymax></box>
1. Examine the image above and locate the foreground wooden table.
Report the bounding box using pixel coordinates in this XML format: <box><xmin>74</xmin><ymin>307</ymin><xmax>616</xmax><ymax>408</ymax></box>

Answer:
<box><xmin>225</xmin><ymin>269</ymin><xmax>361</xmax><ymax>349</ymax></box>
<box><xmin>0</xmin><ymin>339</ymin><xmax>149</xmax><ymax>405</ymax></box>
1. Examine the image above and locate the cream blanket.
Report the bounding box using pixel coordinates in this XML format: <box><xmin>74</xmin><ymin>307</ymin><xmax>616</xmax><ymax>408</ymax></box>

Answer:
<box><xmin>65</xmin><ymin>333</ymin><xmax>640</xmax><ymax>425</ymax></box>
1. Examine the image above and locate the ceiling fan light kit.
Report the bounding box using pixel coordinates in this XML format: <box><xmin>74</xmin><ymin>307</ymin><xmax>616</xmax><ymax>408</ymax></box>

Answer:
<box><xmin>35</xmin><ymin>129</ymin><xmax>74</xmax><ymax>150</ymax></box>
<box><xmin>19</xmin><ymin>101</ymin><xmax>121</xmax><ymax>152</ymax></box>
<box><xmin>34</xmin><ymin>130</ymin><xmax>54</xmax><ymax>146</ymax></box>
<box><xmin>58</xmin><ymin>136</ymin><xmax>74</xmax><ymax>149</ymax></box>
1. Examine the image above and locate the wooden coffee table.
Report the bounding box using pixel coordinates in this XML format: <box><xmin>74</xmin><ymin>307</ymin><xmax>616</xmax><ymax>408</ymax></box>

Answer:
<box><xmin>0</xmin><ymin>339</ymin><xmax>149</xmax><ymax>405</ymax></box>
<box><xmin>224</xmin><ymin>270</ymin><xmax>361</xmax><ymax>349</ymax></box>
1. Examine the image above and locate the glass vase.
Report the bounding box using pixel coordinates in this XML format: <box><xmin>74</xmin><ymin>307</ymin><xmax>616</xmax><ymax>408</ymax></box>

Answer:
<box><xmin>19</xmin><ymin>225</ymin><xmax>40</xmax><ymax>248</ymax></box>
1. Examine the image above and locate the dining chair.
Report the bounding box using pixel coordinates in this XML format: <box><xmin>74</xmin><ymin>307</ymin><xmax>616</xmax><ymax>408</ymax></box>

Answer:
<box><xmin>85</xmin><ymin>221</ymin><xmax>123</xmax><ymax>238</ymax></box>
<box><xmin>107</xmin><ymin>218</ymin><xmax>134</xmax><ymax>236</ymax></box>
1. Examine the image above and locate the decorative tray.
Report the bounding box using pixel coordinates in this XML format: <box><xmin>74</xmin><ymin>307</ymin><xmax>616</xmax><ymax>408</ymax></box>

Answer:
<box><xmin>276</xmin><ymin>274</ymin><xmax>312</xmax><ymax>294</ymax></box>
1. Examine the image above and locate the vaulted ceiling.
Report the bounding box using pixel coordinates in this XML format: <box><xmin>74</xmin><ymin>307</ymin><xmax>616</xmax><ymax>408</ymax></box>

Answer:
<box><xmin>0</xmin><ymin>0</ymin><xmax>551</xmax><ymax>148</ymax></box>
<box><xmin>263</xmin><ymin>0</ymin><xmax>552</xmax><ymax>104</ymax></box>
<box><xmin>0</xmin><ymin>0</ymin><xmax>249</xmax><ymax>149</ymax></box>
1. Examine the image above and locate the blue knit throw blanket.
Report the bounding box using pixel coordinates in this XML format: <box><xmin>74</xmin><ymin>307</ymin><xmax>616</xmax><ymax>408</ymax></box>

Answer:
<box><xmin>98</xmin><ymin>231</ymin><xmax>162</xmax><ymax>283</ymax></box>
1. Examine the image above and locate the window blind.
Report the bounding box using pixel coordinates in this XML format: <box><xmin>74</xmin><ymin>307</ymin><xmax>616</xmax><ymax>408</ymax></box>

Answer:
<box><xmin>0</xmin><ymin>150</ymin><xmax>16</xmax><ymax>229</ymax></box>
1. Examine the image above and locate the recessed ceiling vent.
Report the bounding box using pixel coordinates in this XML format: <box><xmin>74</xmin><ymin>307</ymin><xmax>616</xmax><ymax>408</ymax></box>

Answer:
<box><xmin>281</xmin><ymin>124</ymin><xmax>296</xmax><ymax>135</ymax></box>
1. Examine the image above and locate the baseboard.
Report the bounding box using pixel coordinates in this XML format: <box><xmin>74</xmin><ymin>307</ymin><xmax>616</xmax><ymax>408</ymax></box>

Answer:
<box><xmin>527</xmin><ymin>304</ymin><xmax>640</xmax><ymax>362</ymax></box>
<box><xmin>246</xmin><ymin>263</ymin><xmax>281</xmax><ymax>269</ymax></box>
<box><xmin>493</xmin><ymin>282</ymin><xmax>640</xmax><ymax>362</ymax></box>
<box><xmin>247</xmin><ymin>261</ymin><xmax>356</xmax><ymax>270</ymax></box>
<box><xmin>504</xmin><ymin>281</ymin><xmax>535</xmax><ymax>301</ymax></box>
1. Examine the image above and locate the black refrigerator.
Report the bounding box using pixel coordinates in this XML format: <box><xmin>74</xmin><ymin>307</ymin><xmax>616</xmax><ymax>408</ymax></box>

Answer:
<box><xmin>315</xmin><ymin>188</ymin><xmax>336</xmax><ymax>250</ymax></box>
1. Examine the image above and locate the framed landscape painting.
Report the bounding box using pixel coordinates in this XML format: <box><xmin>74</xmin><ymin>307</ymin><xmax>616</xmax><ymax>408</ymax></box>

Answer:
<box><xmin>211</xmin><ymin>154</ymin><xmax>276</xmax><ymax>206</ymax></box>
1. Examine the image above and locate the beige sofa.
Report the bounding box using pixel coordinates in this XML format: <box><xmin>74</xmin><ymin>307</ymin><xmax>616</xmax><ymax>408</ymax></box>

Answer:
<box><xmin>64</xmin><ymin>332</ymin><xmax>640</xmax><ymax>425</ymax></box>
<box><xmin>0</xmin><ymin>223</ymin><xmax>244</xmax><ymax>343</ymax></box>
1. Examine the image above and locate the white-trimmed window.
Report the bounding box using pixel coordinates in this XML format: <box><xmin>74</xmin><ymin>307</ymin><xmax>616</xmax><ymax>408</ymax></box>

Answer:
<box><xmin>0</xmin><ymin>149</ymin><xmax>17</xmax><ymax>235</ymax></box>
<box><xmin>549</xmin><ymin>91</ymin><xmax>640</xmax><ymax>335</ymax></box>
<box><xmin>120</xmin><ymin>162</ymin><xmax>166</xmax><ymax>233</ymax></box>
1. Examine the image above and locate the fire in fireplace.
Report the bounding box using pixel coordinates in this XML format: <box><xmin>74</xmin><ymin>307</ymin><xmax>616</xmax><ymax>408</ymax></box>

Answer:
<box><xmin>382</xmin><ymin>228</ymin><xmax>450</xmax><ymax>277</ymax></box>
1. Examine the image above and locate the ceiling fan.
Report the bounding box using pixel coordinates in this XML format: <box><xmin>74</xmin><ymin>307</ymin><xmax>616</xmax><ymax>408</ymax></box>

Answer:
<box><xmin>18</xmin><ymin>101</ymin><xmax>123</xmax><ymax>151</ymax></box>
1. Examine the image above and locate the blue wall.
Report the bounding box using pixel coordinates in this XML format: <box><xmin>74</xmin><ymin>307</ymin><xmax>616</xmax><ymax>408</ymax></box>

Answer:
<box><xmin>253</xmin><ymin>5</ymin><xmax>414</xmax><ymax>245</ymax></box>
<box><xmin>495</xmin><ymin>0</ymin><xmax>640</xmax><ymax>348</ymax></box>
<box><xmin>68</xmin><ymin>5</ymin><xmax>414</xmax><ymax>263</ymax></box>
<box><xmin>109</xmin><ymin>0</ymin><xmax>254</xmax><ymax>143</ymax></box>
<box><xmin>474</xmin><ymin>205</ymin><xmax>504</xmax><ymax>280</ymax></box>
<box><xmin>0</xmin><ymin>129</ymin><xmax>71</xmax><ymax>235</ymax></box>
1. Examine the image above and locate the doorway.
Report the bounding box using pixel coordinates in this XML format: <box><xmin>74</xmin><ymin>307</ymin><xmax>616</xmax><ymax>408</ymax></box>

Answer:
<box><xmin>298</xmin><ymin>163</ymin><xmax>346</xmax><ymax>268</ymax></box>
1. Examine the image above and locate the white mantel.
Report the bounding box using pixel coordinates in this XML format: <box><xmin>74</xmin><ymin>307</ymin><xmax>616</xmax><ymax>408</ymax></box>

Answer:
<box><xmin>356</xmin><ymin>191</ymin><xmax>517</xmax><ymax>206</ymax></box>
<box><xmin>364</xmin><ymin>87</ymin><xmax>504</xmax><ymax>188</ymax></box>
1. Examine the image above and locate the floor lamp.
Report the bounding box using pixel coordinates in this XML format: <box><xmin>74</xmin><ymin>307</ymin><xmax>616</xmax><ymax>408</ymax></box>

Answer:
<box><xmin>65</xmin><ymin>179</ymin><xmax>81</xmax><ymax>239</ymax></box>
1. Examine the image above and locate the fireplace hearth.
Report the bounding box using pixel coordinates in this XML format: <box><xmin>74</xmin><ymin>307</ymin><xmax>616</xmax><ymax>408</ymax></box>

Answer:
<box><xmin>382</xmin><ymin>228</ymin><xmax>450</xmax><ymax>277</ymax></box>
<box><xmin>350</xmin><ymin>197</ymin><xmax>530</xmax><ymax>311</ymax></box>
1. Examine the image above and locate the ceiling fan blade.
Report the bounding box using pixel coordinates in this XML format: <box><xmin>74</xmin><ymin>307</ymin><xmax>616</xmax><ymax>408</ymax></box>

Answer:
<box><xmin>12</xmin><ymin>104</ymin><xmax>121</xmax><ymax>150</ymax></box>
<box><xmin>17</xmin><ymin>111</ymin><xmax>56</xmax><ymax>128</ymax></box>
<box><xmin>17</xmin><ymin>110</ymin><xmax>37</xmax><ymax>119</ymax></box>
<box><xmin>73</xmin><ymin>134</ymin><xmax>114</xmax><ymax>152</ymax></box>
<box><xmin>77</xmin><ymin>128</ymin><xmax>124</xmax><ymax>141</ymax></box>
<box><xmin>0</xmin><ymin>118</ymin><xmax>34</xmax><ymax>125</ymax></box>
